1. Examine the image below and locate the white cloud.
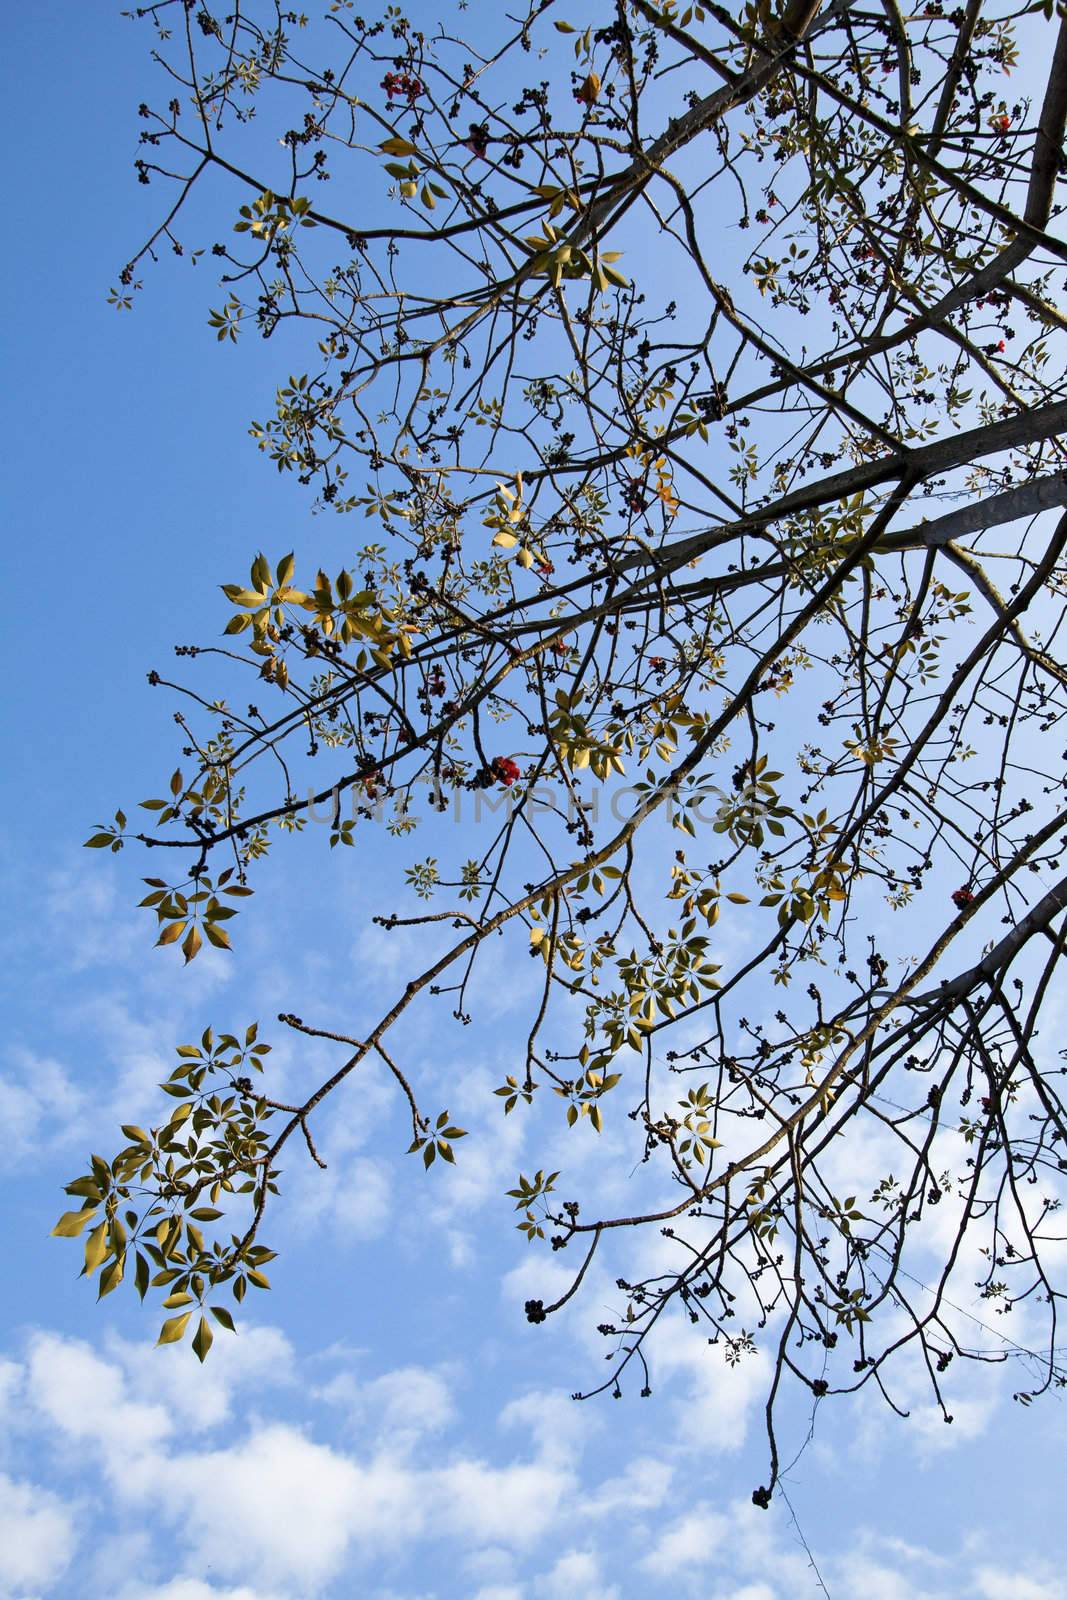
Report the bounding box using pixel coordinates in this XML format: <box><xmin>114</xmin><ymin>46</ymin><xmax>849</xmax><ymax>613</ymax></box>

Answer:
<box><xmin>0</xmin><ymin>1472</ymin><xmax>78</xmax><ymax>1597</ymax></box>
<box><xmin>973</xmin><ymin>1571</ymin><xmax>1066</xmax><ymax>1600</ymax></box>
<box><xmin>27</xmin><ymin>1332</ymin><xmax>172</xmax><ymax>1462</ymax></box>
<box><xmin>416</xmin><ymin>1063</ymin><xmax>528</xmax><ymax>1220</ymax></box>
<box><xmin>499</xmin><ymin>1389</ymin><xmax>592</xmax><ymax>1463</ymax></box>
<box><xmin>6</xmin><ymin>1320</ymin><xmax>1065</xmax><ymax>1600</ymax></box>
<box><xmin>316</xmin><ymin>1363</ymin><xmax>455</xmax><ymax>1448</ymax></box>
<box><xmin>0</xmin><ymin>1049</ymin><xmax>85</xmax><ymax>1168</ymax></box>
<box><xmin>584</xmin><ymin>1455</ymin><xmax>673</xmax><ymax>1517</ymax></box>
<box><xmin>649</xmin><ymin>1313</ymin><xmax>772</xmax><ymax>1452</ymax></box>
<box><xmin>832</xmin><ymin>1553</ymin><xmax>938</xmax><ymax>1600</ymax></box>
<box><xmin>120</xmin><ymin>1585</ymin><xmax>282</xmax><ymax>1600</ymax></box>
<box><xmin>13</xmin><ymin>1331</ymin><xmax>587</xmax><ymax>1592</ymax></box>
<box><xmin>500</xmin><ymin>1255</ymin><xmax>581</xmax><ymax>1315</ymax></box>
<box><xmin>107</xmin><ymin>1325</ymin><xmax>295</xmax><ymax>1434</ymax></box>
<box><xmin>641</xmin><ymin>1502</ymin><xmax>728</xmax><ymax>1576</ymax></box>
<box><xmin>0</xmin><ymin>1360</ymin><xmax>23</xmax><ymax>1425</ymax></box>
<box><xmin>445</xmin><ymin>1227</ymin><xmax>475</xmax><ymax>1268</ymax></box>
<box><xmin>43</xmin><ymin>860</ymin><xmax>143</xmax><ymax>972</ymax></box>
<box><xmin>536</xmin><ymin>1548</ymin><xmax>618</xmax><ymax>1600</ymax></box>
<box><xmin>292</xmin><ymin>1151</ymin><xmax>394</xmax><ymax>1240</ymax></box>
<box><xmin>713</xmin><ymin>1586</ymin><xmax>778</xmax><ymax>1600</ymax></box>
<box><xmin>154</xmin><ymin>1424</ymin><xmax>375</xmax><ymax>1590</ymax></box>
<box><xmin>432</xmin><ymin>1455</ymin><xmax>576</xmax><ymax>1549</ymax></box>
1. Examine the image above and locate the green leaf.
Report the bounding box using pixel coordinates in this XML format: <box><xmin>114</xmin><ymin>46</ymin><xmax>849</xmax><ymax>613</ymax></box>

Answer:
<box><xmin>210</xmin><ymin>1305</ymin><xmax>237</xmax><ymax>1332</ymax></box>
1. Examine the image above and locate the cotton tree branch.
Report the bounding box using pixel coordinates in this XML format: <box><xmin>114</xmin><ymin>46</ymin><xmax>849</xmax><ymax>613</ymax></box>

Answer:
<box><xmin>912</xmin><ymin>473</ymin><xmax>1067</xmax><ymax>547</ymax></box>
<box><xmin>909</xmin><ymin>869</ymin><xmax>1067</xmax><ymax>1011</ymax></box>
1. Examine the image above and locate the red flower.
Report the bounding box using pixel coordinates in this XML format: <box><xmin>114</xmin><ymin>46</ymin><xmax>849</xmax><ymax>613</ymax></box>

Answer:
<box><xmin>492</xmin><ymin>756</ymin><xmax>521</xmax><ymax>787</ymax></box>
<box><xmin>381</xmin><ymin>71</ymin><xmax>423</xmax><ymax>104</ymax></box>
<box><xmin>951</xmin><ymin>886</ymin><xmax>975</xmax><ymax>910</ymax></box>
<box><xmin>997</xmin><ymin>339</ymin><xmax>1006</xmax><ymax>352</ymax></box>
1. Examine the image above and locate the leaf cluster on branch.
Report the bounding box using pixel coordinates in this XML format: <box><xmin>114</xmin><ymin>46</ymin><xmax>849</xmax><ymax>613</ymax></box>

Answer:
<box><xmin>59</xmin><ymin>0</ymin><xmax>1067</xmax><ymax>1503</ymax></box>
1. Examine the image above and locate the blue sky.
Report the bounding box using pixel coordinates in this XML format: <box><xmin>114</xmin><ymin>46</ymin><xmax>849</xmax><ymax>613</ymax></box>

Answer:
<box><xmin>2</xmin><ymin>4</ymin><xmax>1066</xmax><ymax>1598</ymax></box>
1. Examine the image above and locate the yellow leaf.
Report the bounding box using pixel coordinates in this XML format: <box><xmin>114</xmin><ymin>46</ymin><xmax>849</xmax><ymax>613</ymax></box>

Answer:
<box><xmin>157</xmin><ymin>1312</ymin><xmax>192</xmax><ymax>1346</ymax></box>
<box><xmin>84</xmin><ymin>1221</ymin><xmax>109</xmax><ymax>1274</ymax></box>
<box><xmin>52</xmin><ymin>1208</ymin><xmax>98</xmax><ymax>1239</ymax></box>
<box><xmin>192</xmin><ymin>1315</ymin><xmax>214</xmax><ymax>1363</ymax></box>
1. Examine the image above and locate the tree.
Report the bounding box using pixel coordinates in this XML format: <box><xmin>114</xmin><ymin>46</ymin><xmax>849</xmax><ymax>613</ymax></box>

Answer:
<box><xmin>57</xmin><ymin>0</ymin><xmax>1067</xmax><ymax>1504</ymax></box>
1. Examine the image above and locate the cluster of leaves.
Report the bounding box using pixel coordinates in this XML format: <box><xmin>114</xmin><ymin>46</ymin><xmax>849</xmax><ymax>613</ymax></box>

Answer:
<box><xmin>59</xmin><ymin>0</ymin><xmax>1067</xmax><ymax>1505</ymax></box>
<box><xmin>407</xmin><ymin>1110</ymin><xmax>468</xmax><ymax>1168</ymax></box>
<box><xmin>53</xmin><ymin>1027</ymin><xmax>277</xmax><ymax>1354</ymax></box>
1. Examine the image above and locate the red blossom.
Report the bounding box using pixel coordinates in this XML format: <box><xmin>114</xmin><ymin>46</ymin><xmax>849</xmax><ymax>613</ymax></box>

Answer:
<box><xmin>492</xmin><ymin>756</ymin><xmax>521</xmax><ymax>787</ymax></box>
<box><xmin>382</xmin><ymin>71</ymin><xmax>423</xmax><ymax>104</ymax></box>
<box><xmin>951</xmin><ymin>886</ymin><xmax>975</xmax><ymax>910</ymax></box>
